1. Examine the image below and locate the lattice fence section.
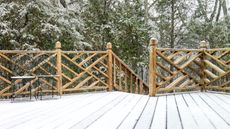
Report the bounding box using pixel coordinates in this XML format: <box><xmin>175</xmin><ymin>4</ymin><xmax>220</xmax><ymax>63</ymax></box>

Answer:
<box><xmin>204</xmin><ymin>49</ymin><xmax>230</xmax><ymax>90</ymax></box>
<box><xmin>61</xmin><ymin>51</ymin><xmax>109</xmax><ymax>93</ymax></box>
<box><xmin>155</xmin><ymin>49</ymin><xmax>202</xmax><ymax>93</ymax></box>
<box><xmin>112</xmin><ymin>53</ymin><xmax>149</xmax><ymax>94</ymax></box>
<box><xmin>0</xmin><ymin>51</ymin><xmax>58</xmax><ymax>98</ymax></box>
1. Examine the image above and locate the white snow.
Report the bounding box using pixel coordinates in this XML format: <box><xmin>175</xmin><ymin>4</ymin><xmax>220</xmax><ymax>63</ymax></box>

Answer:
<box><xmin>0</xmin><ymin>92</ymin><xmax>230</xmax><ymax>129</ymax></box>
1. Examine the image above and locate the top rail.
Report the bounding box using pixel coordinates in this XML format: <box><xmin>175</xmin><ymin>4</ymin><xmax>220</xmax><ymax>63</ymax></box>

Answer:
<box><xmin>157</xmin><ymin>48</ymin><xmax>229</xmax><ymax>52</ymax></box>
<box><xmin>0</xmin><ymin>50</ymin><xmax>56</xmax><ymax>54</ymax></box>
<box><xmin>62</xmin><ymin>51</ymin><xmax>107</xmax><ymax>54</ymax></box>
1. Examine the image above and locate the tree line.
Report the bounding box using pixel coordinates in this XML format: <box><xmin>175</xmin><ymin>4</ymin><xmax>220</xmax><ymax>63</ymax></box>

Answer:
<box><xmin>0</xmin><ymin>0</ymin><xmax>229</xmax><ymax>71</ymax></box>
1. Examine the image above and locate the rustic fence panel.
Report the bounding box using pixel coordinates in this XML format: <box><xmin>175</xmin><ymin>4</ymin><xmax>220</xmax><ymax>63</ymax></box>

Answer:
<box><xmin>0</xmin><ymin>42</ymin><xmax>149</xmax><ymax>98</ymax></box>
<box><xmin>0</xmin><ymin>50</ymin><xmax>58</xmax><ymax>97</ymax></box>
<box><xmin>204</xmin><ymin>48</ymin><xmax>230</xmax><ymax>90</ymax></box>
<box><xmin>61</xmin><ymin>51</ymin><xmax>109</xmax><ymax>93</ymax></box>
<box><xmin>149</xmin><ymin>38</ymin><xmax>230</xmax><ymax>96</ymax></box>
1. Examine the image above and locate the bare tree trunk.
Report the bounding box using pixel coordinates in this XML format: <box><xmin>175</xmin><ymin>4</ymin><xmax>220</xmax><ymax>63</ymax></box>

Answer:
<box><xmin>221</xmin><ymin>0</ymin><xmax>228</xmax><ymax>17</ymax></box>
<box><xmin>144</xmin><ymin>0</ymin><xmax>149</xmax><ymax>24</ymax></box>
<box><xmin>210</xmin><ymin>0</ymin><xmax>218</xmax><ymax>22</ymax></box>
<box><xmin>170</xmin><ymin>0</ymin><xmax>175</xmax><ymax>48</ymax></box>
<box><xmin>216</xmin><ymin>0</ymin><xmax>222</xmax><ymax>22</ymax></box>
<box><xmin>170</xmin><ymin>0</ymin><xmax>175</xmax><ymax>80</ymax></box>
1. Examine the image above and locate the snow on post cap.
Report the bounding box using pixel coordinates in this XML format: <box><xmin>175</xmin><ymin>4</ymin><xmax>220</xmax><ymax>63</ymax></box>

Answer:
<box><xmin>55</xmin><ymin>41</ymin><xmax>62</xmax><ymax>49</ymax></box>
<box><xmin>199</xmin><ymin>40</ymin><xmax>208</xmax><ymax>49</ymax></box>
<box><xmin>107</xmin><ymin>42</ymin><xmax>112</xmax><ymax>49</ymax></box>
<box><xmin>150</xmin><ymin>38</ymin><xmax>158</xmax><ymax>46</ymax></box>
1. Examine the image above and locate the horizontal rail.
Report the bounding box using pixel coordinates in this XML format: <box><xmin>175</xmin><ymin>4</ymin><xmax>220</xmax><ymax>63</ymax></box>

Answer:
<box><xmin>157</xmin><ymin>48</ymin><xmax>230</xmax><ymax>52</ymax></box>
<box><xmin>62</xmin><ymin>51</ymin><xmax>107</xmax><ymax>54</ymax></box>
<box><xmin>157</xmin><ymin>48</ymin><xmax>203</xmax><ymax>52</ymax></box>
<box><xmin>0</xmin><ymin>50</ymin><xmax>56</xmax><ymax>54</ymax></box>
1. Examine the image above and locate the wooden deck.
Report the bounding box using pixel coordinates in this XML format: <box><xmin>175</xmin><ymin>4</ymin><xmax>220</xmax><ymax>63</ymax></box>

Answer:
<box><xmin>0</xmin><ymin>92</ymin><xmax>230</xmax><ymax>129</ymax></box>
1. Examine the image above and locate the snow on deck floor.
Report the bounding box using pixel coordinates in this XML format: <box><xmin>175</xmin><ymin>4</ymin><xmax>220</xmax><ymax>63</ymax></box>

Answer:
<box><xmin>0</xmin><ymin>92</ymin><xmax>230</xmax><ymax>129</ymax></box>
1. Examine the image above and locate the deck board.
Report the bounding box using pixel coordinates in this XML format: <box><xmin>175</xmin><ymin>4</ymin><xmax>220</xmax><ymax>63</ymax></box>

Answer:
<box><xmin>86</xmin><ymin>94</ymin><xmax>141</xmax><ymax>129</ymax></box>
<box><xmin>134</xmin><ymin>97</ymin><xmax>157</xmax><ymax>129</ymax></box>
<box><xmin>0</xmin><ymin>92</ymin><xmax>230</xmax><ymax>129</ymax></box>
<box><xmin>167</xmin><ymin>95</ymin><xmax>183</xmax><ymax>129</ymax></box>
<box><xmin>117</xmin><ymin>96</ymin><xmax>149</xmax><ymax>129</ymax></box>
<box><xmin>199</xmin><ymin>93</ymin><xmax>230</xmax><ymax>125</ymax></box>
<box><xmin>70</xmin><ymin>93</ymin><xmax>128</xmax><ymax>129</ymax></box>
<box><xmin>190</xmin><ymin>93</ymin><xmax>229</xmax><ymax>129</ymax></box>
<box><xmin>150</xmin><ymin>96</ymin><xmax>167</xmax><ymax>129</ymax></box>
<box><xmin>205</xmin><ymin>93</ymin><xmax>230</xmax><ymax>113</ymax></box>
<box><xmin>174</xmin><ymin>94</ymin><xmax>199</xmax><ymax>129</ymax></box>
<box><xmin>182</xmin><ymin>94</ymin><xmax>216</xmax><ymax>129</ymax></box>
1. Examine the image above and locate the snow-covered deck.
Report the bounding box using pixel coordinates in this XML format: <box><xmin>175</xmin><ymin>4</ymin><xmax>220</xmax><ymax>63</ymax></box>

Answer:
<box><xmin>0</xmin><ymin>92</ymin><xmax>230</xmax><ymax>129</ymax></box>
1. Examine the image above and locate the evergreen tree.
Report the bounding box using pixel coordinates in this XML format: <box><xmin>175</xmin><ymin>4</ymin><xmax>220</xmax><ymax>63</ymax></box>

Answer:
<box><xmin>0</xmin><ymin>0</ymin><xmax>86</xmax><ymax>50</ymax></box>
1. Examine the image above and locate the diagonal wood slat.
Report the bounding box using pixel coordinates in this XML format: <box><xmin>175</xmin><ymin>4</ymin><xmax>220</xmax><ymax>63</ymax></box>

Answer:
<box><xmin>31</xmin><ymin>54</ymin><xmax>56</xmax><ymax>72</ymax></box>
<box><xmin>217</xmin><ymin>50</ymin><xmax>230</xmax><ymax>59</ymax></box>
<box><xmin>179</xmin><ymin>79</ymin><xmax>192</xmax><ymax>88</ymax></box>
<box><xmin>165</xmin><ymin>75</ymin><xmax>187</xmax><ymax>89</ymax></box>
<box><xmin>180</xmin><ymin>54</ymin><xmax>201</xmax><ymax>69</ymax></box>
<box><xmin>62</xmin><ymin>73</ymin><xmax>72</xmax><ymax>82</ymax></box>
<box><xmin>92</xmin><ymin>66</ymin><xmax>108</xmax><ymax>78</ymax></box>
<box><xmin>88</xmin><ymin>81</ymin><xmax>100</xmax><ymax>88</ymax></box>
<box><xmin>0</xmin><ymin>76</ymin><xmax>11</xmax><ymax>84</ymax></box>
<box><xmin>0</xmin><ymin>86</ymin><xmax>11</xmax><ymax>96</ymax></box>
<box><xmin>206</xmin><ymin>71</ymin><xmax>230</xmax><ymax>85</ymax></box>
<box><xmin>0</xmin><ymin>64</ymin><xmax>14</xmax><ymax>74</ymax></box>
<box><xmin>204</xmin><ymin>60</ymin><xmax>225</xmax><ymax>75</ymax></box>
<box><xmin>204</xmin><ymin>52</ymin><xmax>229</xmax><ymax>68</ymax></box>
<box><xmin>78</xmin><ymin>53</ymin><xmax>97</xmax><ymax>67</ymax></box>
<box><xmin>174</xmin><ymin>52</ymin><xmax>191</xmax><ymax>65</ymax></box>
<box><xmin>71</xmin><ymin>52</ymin><xmax>84</xmax><ymax>61</ymax></box>
<box><xmin>167</xmin><ymin>51</ymin><xmax>180</xmax><ymax>60</ymax></box>
<box><xmin>75</xmin><ymin>76</ymin><xmax>93</xmax><ymax>89</ymax></box>
<box><xmin>157</xmin><ymin>62</ymin><xmax>174</xmax><ymax>75</ymax></box>
<box><xmin>62</xmin><ymin>63</ymin><xmax>78</xmax><ymax>76</ymax></box>
<box><xmin>219</xmin><ymin>80</ymin><xmax>230</xmax><ymax>87</ymax></box>
<box><xmin>204</xmin><ymin>69</ymin><xmax>218</xmax><ymax>79</ymax></box>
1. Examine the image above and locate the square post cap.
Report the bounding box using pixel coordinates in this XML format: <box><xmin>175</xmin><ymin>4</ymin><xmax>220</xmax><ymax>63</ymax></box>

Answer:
<box><xmin>55</xmin><ymin>41</ymin><xmax>62</xmax><ymax>49</ymax></box>
<box><xmin>199</xmin><ymin>40</ymin><xmax>209</xmax><ymax>49</ymax></box>
<box><xmin>149</xmin><ymin>38</ymin><xmax>158</xmax><ymax>46</ymax></box>
<box><xmin>107</xmin><ymin>42</ymin><xmax>112</xmax><ymax>49</ymax></box>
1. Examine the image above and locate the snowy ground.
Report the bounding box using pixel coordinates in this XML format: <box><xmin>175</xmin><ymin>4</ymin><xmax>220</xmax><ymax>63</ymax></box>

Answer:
<box><xmin>0</xmin><ymin>91</ymin><xmax>230</xmax><ymax>129</ymax></box>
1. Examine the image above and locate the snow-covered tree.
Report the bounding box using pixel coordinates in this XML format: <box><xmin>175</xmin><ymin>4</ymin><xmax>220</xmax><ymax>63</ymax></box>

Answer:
<box><xmin>0</xmin><ymin>0</ymin><xmax>88</xmax><ymax>50</ymax></box>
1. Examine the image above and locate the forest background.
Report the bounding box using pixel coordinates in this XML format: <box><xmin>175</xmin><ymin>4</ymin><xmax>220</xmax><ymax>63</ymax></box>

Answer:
<box><xmin>0</xmin><ymin>0</ymin><xmax>229</xmax><ymax>80</ymax></box>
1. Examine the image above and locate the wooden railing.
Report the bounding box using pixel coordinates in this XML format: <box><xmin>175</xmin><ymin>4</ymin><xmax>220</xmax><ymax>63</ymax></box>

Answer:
<box><xmin>149</xmin><ymin>38</ymin><xmax>230</xmax><ymax>96</ymax></box>
<box><xmin>0</xmin><ymin>39</ymin><xmax>229</xmax><ymax>98</ymax></box>
<box><xmin>0</xmin><ymin>42</ymin><xmax>148</xmax><ymax>98</ymax></box>
<box><xmin>112</xmin><ymin>52</ymin><xmax>149</xmax><ymax>94</ymax></box>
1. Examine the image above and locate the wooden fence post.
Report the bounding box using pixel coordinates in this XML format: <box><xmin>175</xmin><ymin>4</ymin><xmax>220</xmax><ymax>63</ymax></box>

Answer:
<box><xmin>107</xmin><ymin>42</ymin><xmax>113</xmax><ymax>91</ymax></box>
<box><xmin>149</xmin><ymin>38</ymin><xmax>158</xmax><ymax>96</ymax></box>
<box><xmin>199</xmin><ymin>40</ymin><xmax>208</xmax><ymax>92</ymax></box>
<box><xmin>55</xmin><ymin>41</ymin><xmax>63</xmax><ymax>96</ymax></box>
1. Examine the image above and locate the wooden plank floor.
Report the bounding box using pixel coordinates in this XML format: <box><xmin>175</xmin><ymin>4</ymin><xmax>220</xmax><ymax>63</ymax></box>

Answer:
<box><xmin>0</xmin><ymin>92</ymin><xmax>230</xmax><ymax>129</ymax></box>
